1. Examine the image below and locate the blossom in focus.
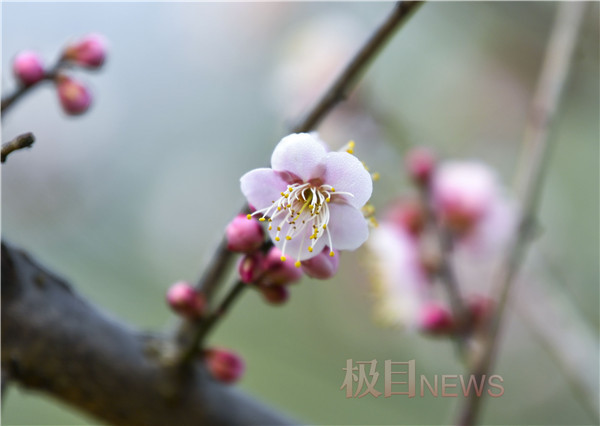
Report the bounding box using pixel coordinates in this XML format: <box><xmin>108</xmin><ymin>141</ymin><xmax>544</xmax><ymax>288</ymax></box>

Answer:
<box><xmin>63</xmin><ymin>34</ymin><xmax>108</xmax><ymax>69</ymax></box>
<box><xmin>240</xmin><ymin>133</ymin><xmax>373</xmax><ymax>263</ymax></box>
<box><xmin>56</xmin><ymin>75</ymin><xmax>92</xmax><ymax>115</ymax></box>
<box><xmin>13</xmin><ymin>51</ymin><xmax>45</xmax><ymax>86</ymax></box>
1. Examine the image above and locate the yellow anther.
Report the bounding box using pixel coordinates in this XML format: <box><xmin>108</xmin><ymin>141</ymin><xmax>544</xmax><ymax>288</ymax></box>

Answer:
<box><xmin>268</xmin><ymin>225</ymin><xmax>272</xmax><ymax>230</ymax></box>
<box><xmin>329</xmin><ymin>251</ymin><xmax>335</xmax><ymax>257</ymax></box>
<box><xmin>308</xmin><ymin>246</ymin><xmax>313</xmax><ymax>252</ymax></box>
<box><xmin>280</xmin><ymin>256</ymin><xmax>287</xmax><ymax>262</ymax></box>
<box><xmin>323</xmin><ymin>224</ymin><xmax>327</xmax><ymax>229</ymax></box>
<box><xmin>246</xmin><ymin>214</ymin><xmax>252</xmax><ymax>220</ymax></box>
<box><xmin>372</xmin><ymin>172</ymin><xmax>380</xmax><ymax>181</ymax></box>
<box><xmin>277</xmin><ymin>206</ymin><xmax>282</xmax><ymax>211</ymax></box>
<box><xmin>259</xmin><ymin>218</ymin><xmax>266</xmax><ymax>222</ymax></box>
<box><xmin>294</xmin><ymin>261</ymin><xmax>301</xmax><ymax>268</ymax></box>
<box><xmin>281</xmin><ymin>192</ymin><xmax>285</xmax><ymax>196</ymax></box>
<box><xmin>275</xmin><ymin>236</ymin><xmax>280</xmax><ymax>241</ymax></box>
<box><xmin>277</xmin><ymin>226</ymin><xmax>281</xmax><ymax>231</ymax></box>
<box><xmin>346</xmin><ymin>148</ymin><xmax>354</xmax><ymax>154</ymax></box>
<box><xmin>326</xmin><ymin>197</ymin><xmax>331</xmax><ymax>202</ymax></box>
<box><xmin>331</xmin><ymin>188</ymin><xmax>335</xmax><ymax>192</ymax></box>
<box><xmin>286</xmin><ymin>236</ymin><xmax>292</xmax><ymax>240</ymax></box>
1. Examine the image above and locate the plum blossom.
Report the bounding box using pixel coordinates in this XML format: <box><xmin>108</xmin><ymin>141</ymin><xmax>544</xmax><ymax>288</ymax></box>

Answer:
<box><xmin>432</xmin><ymin>161</ymin><xmax>516</xmax><ymax>256</ymax></box>
<box><xmin>240</xmin><ymin>133</ymin><xmax>372</xmax><ymax>264</ymax></box>
<box><xmin>368</xmin><ymin>222</ymin><xmax>431</xmax><ymax>329</ymax></box>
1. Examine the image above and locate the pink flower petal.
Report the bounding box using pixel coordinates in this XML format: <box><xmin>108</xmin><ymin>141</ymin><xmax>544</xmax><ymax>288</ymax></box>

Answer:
<box><xmin>270</xmin><ymin>133</ymin><xmax>328</xmax><ymax>182</ymax></box>
<box><xmin>327</xmin><ymin>203</ymin><xmax>369</xmax><ymax>250</ymax></box>
<box><xmin>322</xmin><ymin>151</ymin><xmax>372</xmax><ymax>208</ymax></box>
<box><xmin>240</xmin><ymin>168</ymin><xmax>287</xmax><ymax>211</ymax></box>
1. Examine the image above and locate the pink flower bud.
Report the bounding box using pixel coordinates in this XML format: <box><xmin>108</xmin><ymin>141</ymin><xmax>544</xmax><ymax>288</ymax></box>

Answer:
<box><xmin>13</xmin><ymin>51</ymin><xmax>45</xmax><ymax>86</ymax></box>
<box><xmin>166</xmin><ymin>281</ymin><xmax>206</xmax><ymax>319</ymax></box>
<box><xmin>259</xmin><ymin>246</ymin><xmax>303</xmax><ymax>286</ymax></box>
<box><xmin>432</xmin><ymin>161</ymin><xmax>498</xmax><ymax>235</ymax></box>
<box><xmin>63</xmin><ymin>34</ymin><xmax>107</xmax><ymax>69</ymax></box>
<box><xmin>418</xmin><ymin>303</ymin><xmax>455</xmax><ymax>335</ymax></box>
<box><xmin>406</xmin><ymin>147</ymin><xmax>436</xmax><ymax>186</ymax></box>
<box><xmin>56</xmin><ymin>75</ymin><xmax>92</xmax><ymax>115</ymax></box>
<box><xmin>259</xmin><ymin>284</ymin><xmax>290</xmax><ymax>305</ymax></box>
<box><xmin>237</xmin><ymin>252</ymin><xmax>264</xmax><ymax>284</ymax></box>
<box><xmin>226</xmin><ymin>214</ymin><xmax>264</xmax><ymax>253</ymax></box>
<box><xmin>384</xmin><ymin>199</ymin><xmax>425</xmax><ymax>237</ymax></box>
<box><xmin>301</xmin><ymin>247</ymin><xmax>339</xmax><ymax>279</ymax></box>
<box><xmin>205</xmin><ymin>347</ymin><xmax>245</xmax><ymax>384</ymax></box>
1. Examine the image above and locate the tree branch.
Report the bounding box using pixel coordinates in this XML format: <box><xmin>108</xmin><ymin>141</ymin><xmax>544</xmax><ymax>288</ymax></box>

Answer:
<box><xmin>457</xmin><ymin>3</ymin><xmax>586</xmax><ymax>425</ymax></box>
<box><xmin>1</xmin><ymin>132</ymin><xmax>35</xmax><ymax>163</ymax></box>
<box><xmin>1</xmin><ymin>241</ymin><xmax>293</xmax><ymax>426</ymax></box>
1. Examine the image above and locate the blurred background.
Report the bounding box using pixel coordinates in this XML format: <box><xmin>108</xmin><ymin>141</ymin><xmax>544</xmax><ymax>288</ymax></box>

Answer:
<box><xmin>2</xmin><ymin>2</ymin><xmax>598</xmax><ymax>425</ymax></box>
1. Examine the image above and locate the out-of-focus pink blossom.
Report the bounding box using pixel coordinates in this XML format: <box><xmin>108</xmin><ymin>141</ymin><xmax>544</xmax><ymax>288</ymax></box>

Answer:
<box><xmin>13</xmin><ymin>51</ymin><xmax>45</xmax><ymax>86</ymax></box>
<box><xmin>241</xmin><ymin>133</ymin><xmax>372</xmax><ymax>261</ymax></box>
<box><xmin>56</xmin><ymin>75</ymin><xmax>92</xmax><ymax>115</ymax></box>
<box><xmin>382</xmin><ymin>199</ymin><xmax>425</xmax><ymax>238</ymax></box>
<box><xmin>406</xmin><ymin>147</ymin><xmax>436</xmax><ymax>186</ymax></box>
<box><xmin>367</xmin><ymin>223</ymin><xmax>431</xmax><ymax>329</ymax></box>
<box><xmin>204</xmin><ymin>348</ymin><xmax>245</xmax><ymax>384</ymax></box>
<box><xmin>63</xmin><ymin>34</ymin><xmax>107</xmax><ymax>69</ymax></box>
<box><xmin>226</xmin><ymin>214</ymin><xmax>264</xmax><ymax>253</ymax></box>
<box><xmin>432</xmin><ymin>160</ymin><xmax>516</xmax><ymax>255</ymax></box>
<box><xmin>417</xmin><ymin>303</ymin><xmax>455</xmax><ymax>335</ymax></box>
<box><xmin>166</xmin><ymin>281</ymin><xmax>206</xmax><ymax>319</ymax></box>
<box><xmin>301</xmin><ymin>247</ymin><xmax>339</xmax><ymax>279</ymax></box>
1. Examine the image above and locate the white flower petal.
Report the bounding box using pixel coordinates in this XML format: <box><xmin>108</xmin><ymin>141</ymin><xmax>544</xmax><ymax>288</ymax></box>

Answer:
<box><xmin>322</xmin><ymin>151</ymin><xmax>373</xmax><ymax>208</ymax></box>
<box><xmin>327</xmin><ymin>202</ymin><xmax>369</xmax><ymax>251</ymax></box>
<box><xmin>240</xmin><ymin>168</ymin><xmax>287</xmax><ymax>211</ymax></box>
<box><xmin>271</xmin><ymin>133</ymin><xmax>328</xmax><ymax>182</ymax></box>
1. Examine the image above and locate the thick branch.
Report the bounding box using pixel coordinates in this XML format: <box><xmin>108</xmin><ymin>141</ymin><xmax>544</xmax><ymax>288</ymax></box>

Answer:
<box><xmin>1</xmin><ymin>132</ymin><xmax>35</xmax><ymax>163</ymax></box>
<box><xmin>1</xmin><ymin>242</ymin><xmax>293</xmax><ymax>426</ymax></box>
<box><xmin>457</xmin><ymin>3</ymin><xmax>586</xmax><ymax>425</ymax></box>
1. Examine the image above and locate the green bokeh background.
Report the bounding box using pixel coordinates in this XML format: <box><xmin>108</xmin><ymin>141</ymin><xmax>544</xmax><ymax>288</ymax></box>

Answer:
<box><xmin>2</xmin><ymin>2</ymin><xmax>598</xmax><ymax>425</ymax></box>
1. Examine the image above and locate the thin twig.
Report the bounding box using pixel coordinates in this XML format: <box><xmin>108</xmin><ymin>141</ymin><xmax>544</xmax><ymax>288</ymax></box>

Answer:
<box><xmin>457</xmin><ymin>3</ymin><xmax>586</xmax><ymax>425</ymax></box>
<box><xmin>170</xmin><ymin>1</ymin><xmax>424</xmax><ymax>366</ymax></box>
<box><xmin>1</xmin><ymin>132</ymin><xmax>35</xmax><ymax>163</ymax></box>
<box><xmin>1</xmin><ymin>65</ymin><xmax>63</xmax><ymax>115</ymax></box>
<box><xmin>419</xmin><ymin>186</ymin><xmax>469</xmax><ymax>359</ymax></box>
<box><xmin>175</xmin><ymin>281</ymin><xmax>247</xmax><ymax>365</ymax></box>
<box><xmin>291</xmin><ymin>1</ymin><xmax>423</xmax><ymax>133</ymax></box>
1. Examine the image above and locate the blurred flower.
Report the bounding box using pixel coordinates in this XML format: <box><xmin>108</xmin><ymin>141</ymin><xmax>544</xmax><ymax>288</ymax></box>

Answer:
<box><xmin>368</xmin><ymin>222</ymin><xmax>431</xmax><ymax>329</ymax></box>
<box><xmin>432</xmin><ymin>160</ymin><xmax>516</xmax><ymax>254</ymax></box>
<box><xmin>12</xmin><ymin>51</ymin><xmax>45</xmax><ymax>86</ymax></box>
<box><xmin>204</xmin><ymin>347</ymin><xmax>245</xmax><ymax>384</ymax></box>
<box><xmin>241</xmin><ymin>133</ymin><xmax>372</xmax><ymax>262</ymax></box>
<box><xmin>405</xmin><ymin>147</ymin><xmax>436</xmax><ymax>186</ymax></box>
<box><xmin>55</xmin><ymin>75</ymin><xmax>92</xmax><ymax>115</ymax></box>
<box><xmin>226</xmin><ymin>214</ymin><xmax>264</xmax><ymax>253</ymax></box>
<box><xmin>417</xmin><ymin>302</ymin><xmax>455</xmax><ymax>335</ymax></box>
<box><xmin>301</xmin><ymin>246</ymin><xmax>339</xmax><ymax>279</ymax></box>
<box><xmin>63</xmin><ymin>34</ymin><xmax>107</xmax><ymax>69</ymax></box>
<box><xmin>166</xmin><ymin>281</ymin><xmax>206</xmax><ymax>319</ymax></box>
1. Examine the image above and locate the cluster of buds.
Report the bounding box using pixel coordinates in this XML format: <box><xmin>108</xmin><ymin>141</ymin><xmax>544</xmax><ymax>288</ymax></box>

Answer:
<box><xmin>11</xmin><ymin>34</ymin><xmax>107</xmax><ymax>115</ymax></box>
<box><xmin>225</xmin><ymin>211</ymin><xmax>340</xmax><ymax>306</ymax></box>
<box><xmin>368</xmin><ymin>147</ymin><xmax>509</xmax><ymax>337</ymax></box>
